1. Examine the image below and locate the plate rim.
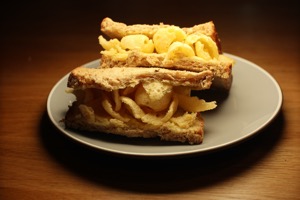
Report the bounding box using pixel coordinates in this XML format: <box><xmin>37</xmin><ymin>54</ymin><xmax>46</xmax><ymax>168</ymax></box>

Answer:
<box><xmin>46</xmin><ymin>53</ymin><xmax>283</xmax><ymax>157</ymax></box>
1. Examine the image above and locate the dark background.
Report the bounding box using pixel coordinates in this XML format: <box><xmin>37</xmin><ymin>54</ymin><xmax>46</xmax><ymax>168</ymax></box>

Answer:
<box><xmin>1</xmin><ymin>0</ymin><xmax>299</xmax><ymax>61</ymax></box>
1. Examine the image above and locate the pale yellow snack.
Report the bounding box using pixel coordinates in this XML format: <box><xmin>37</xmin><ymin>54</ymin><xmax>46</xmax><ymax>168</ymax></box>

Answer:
<box><xmin>134</xmin><ymin>81</ymin><xmax>172</xmax><ymax>112</ymax></box>
<box><xmin>185</xmin><ymin>33</ymin><xmax>219</xmax><ymax>60</ymax></box>
<box><xmin>166</xmin><ymin>42</ymin><xmax>195</xmax><ymax>61</ymax></box>
<box><xmin>153</xmin><ymin>26</ymin><xmax>186</xmax><ymax>53</ymax></box>
<box><xmin>177</xmin><ymin>94</ymin><xmax>217</xmax><ymax>112</ymax></box>
<box><xmin>120</xmin><ymin>35</ymin><xmax>154</xmax><ymax>53</ymax></box>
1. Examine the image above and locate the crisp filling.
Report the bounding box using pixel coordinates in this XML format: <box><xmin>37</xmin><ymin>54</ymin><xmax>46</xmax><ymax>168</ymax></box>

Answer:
<box><xmin>99</xmin><ymin>26</ymin><xmax>219</xmax><ymax>62</ymax></box>
<box><xmin>72</xmin><ymin>81</ymin><xmax>216</xmax><ymax>128</ymax></box>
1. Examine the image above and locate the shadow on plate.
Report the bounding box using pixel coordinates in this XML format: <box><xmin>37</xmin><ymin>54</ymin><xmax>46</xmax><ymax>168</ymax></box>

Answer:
<box><xmin>39</xmin><ymin>107</ymin><xmax>285</xmax><ymax>194</ymax></box>
<box><xmin>73</xmin><ymin>129</ymin><xmax>185</xmax><ymax>146</ymax></box>
<box><xmin>192</xmin><ymin>88</ymin><xmax>230</xmax><ymax>107</ymax></box>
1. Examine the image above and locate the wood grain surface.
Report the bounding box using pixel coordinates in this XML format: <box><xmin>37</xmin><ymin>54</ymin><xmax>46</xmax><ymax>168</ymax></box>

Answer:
<box><xmin>1</xmin><ymin>1</ymin><xmax>299</xmax><ymax>199</ymax></box>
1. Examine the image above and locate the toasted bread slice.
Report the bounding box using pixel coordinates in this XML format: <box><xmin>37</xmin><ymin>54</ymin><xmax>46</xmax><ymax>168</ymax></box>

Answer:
<box><xmin>67</xmin><ymin>66</ymin><xmax>213</xmax><ymax>91</ymax></box>
<box><xmin>65</xmin><ymin>67</ymin><xmax>216</xmax><ymax>144</ymax></box>
<box><xmin>100</xmin><ymin>51</ymin><xmax>233</xmax><ymax>90</ymax></box>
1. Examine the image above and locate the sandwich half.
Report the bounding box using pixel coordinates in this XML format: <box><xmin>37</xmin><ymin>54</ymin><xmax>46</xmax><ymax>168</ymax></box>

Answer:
<box><xmin>64</xmin><ymin>67</ymin><xmax>216</xmax><ymax>144</ymax></box>
<box><xmin>99</xmin><ymin>17</ymin><xmax>234</xmax><ymax>90</ymax></box>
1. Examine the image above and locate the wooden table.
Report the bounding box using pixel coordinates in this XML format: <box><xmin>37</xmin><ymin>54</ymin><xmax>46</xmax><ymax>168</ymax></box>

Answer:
<box><xmin>1</xmin><ymin>1</ymin><xmax>299</xmax><ymax>199</ymax></box>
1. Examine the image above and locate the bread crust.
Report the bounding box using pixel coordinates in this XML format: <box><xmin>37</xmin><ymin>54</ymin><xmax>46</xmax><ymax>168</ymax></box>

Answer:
<box><xmin>68</xmin><ymin>67</ymin><xmax>213</xmax><ymax>91</ymax></box>
<box><xmin>100</xmin><ymin>52</ymin><xmax>233</xmax><ymax>90</ymax></box>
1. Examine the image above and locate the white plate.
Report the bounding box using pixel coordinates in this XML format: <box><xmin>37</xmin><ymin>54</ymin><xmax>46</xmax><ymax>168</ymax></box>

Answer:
<box><xmin>47</xmin><ymin>54</ymin><xmax>283</xmax><ymax>157</ymax></box>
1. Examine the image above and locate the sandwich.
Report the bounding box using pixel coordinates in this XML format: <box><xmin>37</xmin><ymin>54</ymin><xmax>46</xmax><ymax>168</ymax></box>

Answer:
<box><xmin>99</xmin><ymin>17</ymin><xmax>234</xmax><ymax>90</ymax></box>
<box><xmin>64</xmin><ymin>67</ymin><xmax>216</xmax><ymax>144</ymax></box>
<box><xmin>64</xmin><ymin>18</ymin><xmax>233</xmax><ymax>145</ymax></box>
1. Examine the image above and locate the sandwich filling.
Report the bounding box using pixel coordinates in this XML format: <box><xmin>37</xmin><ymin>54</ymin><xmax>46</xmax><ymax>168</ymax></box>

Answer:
<box><xmin>69</xmin><ymin>80</ymin><xmax>216</xmax><ymax>129</ymax></box>
<box><xmin>99</xmin><ymin>26</ymin><xmax>220</xmax><ymax>62</ymax></box>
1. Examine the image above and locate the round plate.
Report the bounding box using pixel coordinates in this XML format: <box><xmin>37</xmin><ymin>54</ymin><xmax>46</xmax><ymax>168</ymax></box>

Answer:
<box><xmin>47</xmin><ymin>54</ymin><xmax>283</xmax><ymax>157</ymax></box>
